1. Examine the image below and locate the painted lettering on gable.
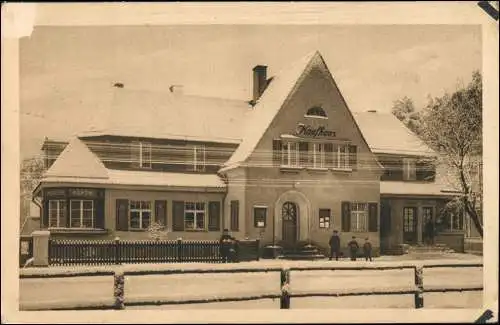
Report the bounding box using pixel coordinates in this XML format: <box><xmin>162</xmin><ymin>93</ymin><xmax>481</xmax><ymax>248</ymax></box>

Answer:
<box><xmin>294</xmin><ymin>123</ymin><xmax>336</xmax><ymax>138</ymax></box>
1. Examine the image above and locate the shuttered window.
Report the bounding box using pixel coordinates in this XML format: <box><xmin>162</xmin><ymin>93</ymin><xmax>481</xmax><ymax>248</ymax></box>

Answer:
<box><xmin>341</xmin><ymin>201</ymin><xmax>351</xmax><ymax>232</ymax></box>
<box><xmin>155</xmin><ymin>200</ymin><xmax>167</xmax><ymax>228</ymax></box>
<box><xmin>172</xmin><ymin>201</ymin><xmax>185</xmax><ymax>231</ymax></box>
<box><xmin>272</xmin><ymin>140</ymin><xmax>282</xmax><ymax>166</ymax></box>
<box><xmin>254</xmin><ymin>207</ymin><xmax>267</xmax><ymax>228</ymax></box>
<box><xmin>208</xmin><ymin>201</ymin><xmax>221</xmax><ymax>231</ymax></box>
<box><xmin>319</xmin><ymin>208</ymin><xmax>331</xmax><ymax>228</ymax></box>
<box><xmin>368</xmin><ymin>203</ymin><xmax>378</xmax><ymax>232</ymax></box>
<box><xmin>116</xmin><ymin>199</ymin><xmax>129</xmax><ymax>231</ymax></box>
<box><xmin>230</xmin><ymin>200</ymin><xmax>239</xmax><ymax>231</ymax></box>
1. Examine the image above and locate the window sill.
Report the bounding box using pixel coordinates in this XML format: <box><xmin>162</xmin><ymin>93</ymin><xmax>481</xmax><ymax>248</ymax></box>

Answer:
<box><xmin>307</xmin><ymin>167</ymin><xmax>329</xmax><ymax>172</ymax></box>
<box><xmin>48</xmin><ymin>228</ymin><xmax>108</xmax><ymax>234</ymax></box>
<box><xmin>330</xmin><ymin>167</ymin><xmax>352</xmax><ymax>173</ymax></box>
<box><xmin>279</xmin><ymin>166</ymin><xmax>304</xmax><ymax>173</ymax></box>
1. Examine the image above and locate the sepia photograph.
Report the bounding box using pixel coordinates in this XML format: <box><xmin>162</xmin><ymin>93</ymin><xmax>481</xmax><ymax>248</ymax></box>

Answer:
<box><xmin>2</xmin><ymin>2</ymin><xmax>498</xmax><ymax>324</ymax></box>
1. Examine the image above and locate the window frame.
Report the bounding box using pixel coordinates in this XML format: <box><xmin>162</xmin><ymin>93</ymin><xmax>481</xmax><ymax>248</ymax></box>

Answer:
<box><xmin>48</xmin><ymin>199</ymin><xmax>67</xmax><ymax>228</ymax></box>
<box><xmin>319</xmin><ymin>208</ymin><xmax>331</xmax><ymax>229</ymax></box>
<box><xmin>184</xmin><ymin>201</ymin><xmax>207</xmax><ymax>231</ymax></box>
<box><xmin>403</xmin><ymin>207</ymin><xmax>416</xmax><ymax>232</ymax></box>
<box><xmin>313</xmin><ymin>143</ymin><xmax>326</xmax><ymax>169</ymax></box>
<box><xmin>253</xmin><ymin>205</ymin><xmax>268</xmax><ymax>228</ymax></box>
<box><xmin>403</xmin><ymin>158</ymin><xmax>417</xmax><ymax>181</ymax></box>
<box><xmin>193</xmin><ymin>145</ymin><xmax>206</xmax><ymax>172</ymax></box>
<box><xmin>129</xmin><ymin>200</ymin><xmax>152</xmax><ymax>230</ymax></box>
<box><xmin>70</xmin><ymin>199</ymin><xmax>94</xmax><ymax>228</ymax></box>
<box><xmin>132</xmin><ymin>141</ymin><xmax>152</xmax><ymax>169</ymax></box>
<box><xmin>350</xmin><ymin>202</ymin><xmax>368</xmax><ymax>232</ymax></box>
<box><xmin>281</xmin><ymin>141</ymin><xmax>300</xmax><ymax>167</ymax></box>
<box><xmin>305</xmin><ymin>106</ymin><xmax>328</xmax><ymax>119</ymax></box>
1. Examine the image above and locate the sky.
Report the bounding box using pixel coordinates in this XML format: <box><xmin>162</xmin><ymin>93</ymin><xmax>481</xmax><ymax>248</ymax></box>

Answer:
<box><xmin>19</xmin><ymin>25</ymin><xmax>482</xmax><ymax>160</ymax></box>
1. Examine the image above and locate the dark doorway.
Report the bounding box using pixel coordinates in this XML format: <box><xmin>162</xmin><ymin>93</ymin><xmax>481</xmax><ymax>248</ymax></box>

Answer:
<box><xmin>422</xmin><ymin>207</ymin><xmax>435</xmax><ymax>245</ymax></box>
<box><xmin>282</xmin><ymin>201</ymin><xmax>298</xmax><ymax>245</ymax></box>
<box><xmin>380</xmin><ymin>199</ymin><xmax>392</xmax><ymax>253</ymax></box>
<box><xmin>403</xmin><ymin>207</ymin><xmax>418</xmax><ymax>244</ymax></box>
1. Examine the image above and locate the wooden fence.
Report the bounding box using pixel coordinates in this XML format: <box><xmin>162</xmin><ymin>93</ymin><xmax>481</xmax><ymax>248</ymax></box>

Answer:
<box><xmin>19</xmin><ymin>262</ymin><xmax>483</xmax><ymax>310</ymax></box>
<box><xmin>48</xmin><ymin>238</ymin><xmax>260</xmax><ymax>265</ymax></box>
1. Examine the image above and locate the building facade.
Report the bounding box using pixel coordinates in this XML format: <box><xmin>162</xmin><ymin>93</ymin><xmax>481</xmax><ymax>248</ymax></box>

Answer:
<box><xmin>31</xmin><ymin>51</ymin><xmax>468</xmax><ymax>254</ymax></box>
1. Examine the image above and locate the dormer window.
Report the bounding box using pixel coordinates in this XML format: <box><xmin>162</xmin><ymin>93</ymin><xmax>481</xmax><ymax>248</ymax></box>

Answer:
<box><xmin>131</xmin><ymin>141</ymin><xmax>152</xmax><ymax>169</ymax></box>
<box><xmin>305</xmin><ymin>106</ymin><xmax>328</xmax><ymax>119</ymax></box>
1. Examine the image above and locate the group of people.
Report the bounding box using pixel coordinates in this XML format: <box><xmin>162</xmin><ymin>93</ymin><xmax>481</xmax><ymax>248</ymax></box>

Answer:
<box><xmin>328</xmin><ymin>230</ymin><xmax>373</xmax><ymax>262</ymax></box>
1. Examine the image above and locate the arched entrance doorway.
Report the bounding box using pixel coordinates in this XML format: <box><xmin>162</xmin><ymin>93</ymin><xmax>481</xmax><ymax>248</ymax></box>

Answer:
<box><xmin>282</xmin><ymin>201</ymin><xmax>298</xmax><ymax>245</ymax></box>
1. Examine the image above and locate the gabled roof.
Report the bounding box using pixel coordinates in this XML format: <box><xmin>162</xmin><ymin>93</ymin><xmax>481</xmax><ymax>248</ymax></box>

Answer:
<box><xmin>79</xmin><ymin>89</ymin><xmax>252</xmax><ymax>144</ymax></box>
<box><xmin>221</xmin><ymin>50</ymin><xmax>376</xmax><ymax>172</ymax></box>
<box><xmin>43</xmin><ymin>137</ymin><xmax>109</xmax><ymax>179</ymax></box>
<box><xmin>352</xmin><ymin>111</ymin><xmax>436</xmax><ymax>157</ymax></box>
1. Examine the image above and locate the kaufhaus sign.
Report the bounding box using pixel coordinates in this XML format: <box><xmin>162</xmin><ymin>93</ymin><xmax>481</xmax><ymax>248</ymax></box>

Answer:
<box><xmin>294</xmin><ymin>123</ymin><xmax>336</xmax><ymax>138</ymax></box>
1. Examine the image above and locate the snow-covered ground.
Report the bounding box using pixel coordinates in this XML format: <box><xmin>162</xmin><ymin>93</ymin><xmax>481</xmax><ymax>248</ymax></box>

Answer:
<box><xmin>19</xmin><ymin>253</ymin><xmax>483</xmax><ymax>310</ymax></box>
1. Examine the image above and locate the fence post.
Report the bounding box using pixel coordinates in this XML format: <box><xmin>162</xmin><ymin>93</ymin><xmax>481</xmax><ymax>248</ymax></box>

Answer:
<box><xmin>113</xmin><ymin>269</ymin><xmax>125</xmax><ymax>310</ymax></box>
<box><xmin>280</xmin><ymin>267</ymin><xmax>291</xmax><ymax>309</ymax></box>
<box><xmin>31</xmin><ymin>230</ymin><xmax>51</xmax><ymax>267</ymax></box>
<box><xmin>414</xmin><ymin>265</ymin><xmax>424</xmax><ymax>309</ymax></box>
<box><xmin>115</xmin><ymin>237</ymin><xmax>121</xmax><ymax>265</ymax></box>
<box><xmin>255</xmin><ymin>239</ymin><xmax>260</xmax><ymax>261</ymax></box>
<box><xmin>177</xmin><ymin>238</ymin><xmax>183</xmax><ymax>262</ymax></box>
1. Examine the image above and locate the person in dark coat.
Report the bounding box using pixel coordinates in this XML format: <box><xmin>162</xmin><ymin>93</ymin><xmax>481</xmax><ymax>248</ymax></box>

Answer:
<box><xmin>347</xmin><ymin>236</ymin><xmax>359</xmax><ymax>261</ymax></box>
<box><xmin>328</xmin><ymin>230</ymin><xmax>341</xmax><ymax>261</ymax></box>
<box><xmin>363</xmin><ymin>237</ymin><xmax>373</xmax><ymax>261</ymax></box>
<box><xmin>219</xmin><ymin>229</ymin><xmax>236</xmax><ymax>263</ymax></box>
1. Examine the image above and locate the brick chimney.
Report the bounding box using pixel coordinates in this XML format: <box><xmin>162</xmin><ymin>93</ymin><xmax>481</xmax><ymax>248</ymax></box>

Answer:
<box><xmin>253</xmin><ymin>65</ymin><xmax>268</xmax><ymax>102</ymax></box>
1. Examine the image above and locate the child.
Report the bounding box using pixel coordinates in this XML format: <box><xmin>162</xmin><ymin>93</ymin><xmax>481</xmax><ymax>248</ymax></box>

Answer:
<box><xmin>347</xmin><ymin>236</ymin><xmax>359</xmax><ymax>261</ymax></box>
<box><xmin>363</xmin><ymin>237</ymin><xmax>373</xmax><ymax>261</ymax></box>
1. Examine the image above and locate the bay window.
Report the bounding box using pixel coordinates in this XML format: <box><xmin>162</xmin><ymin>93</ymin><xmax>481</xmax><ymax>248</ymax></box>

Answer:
<box><xmin>70</xmin><ymin>200</ymin><xmax>94</xmax><ymax>228</ymax></box>
<box><xmin>49</xmin><ymin>200</ymin><xmax>67</xmax><ymax>228</ymax></box>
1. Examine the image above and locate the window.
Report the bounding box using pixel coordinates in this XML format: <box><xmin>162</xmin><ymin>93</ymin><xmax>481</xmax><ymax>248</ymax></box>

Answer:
<box><xmin>281</xmin><ymin>142</ymin><xmax>299</xmax><ymax>167</ymax></box>
<box><xmin>319</xmin><ymin>209</ymin><xmax>331</xmax><ymax>228</ymax></box>
<box><xmin>450</xmin><ymin>213</ymin><xmax>463</xmax><ymax>231</ymax></box>
<box><xmin>403</xmin><ymin>158</ymin><xmax>416</xmax><ymax>180</ymax></box>
<box><xmin>313</xmin><ymin>143</ymin><xmax>326</xmax><ymax>168</ymax></box>
<box><xmin>131</xmin><ymin>141</ymin><xmax>152</xmax><ymax>168</ymax></box>
<box><xmin>336</xmin><ymin>144</ymin><xmax>350</xmax><ymax>169</ymax></box>
<box><xmin>49</xmin><ymin>200</ymin><xmax>66</xmax><ymax>228</ymax></box>
<box><xmin>70</xmin><ymin>200</ymin><xmax>94</xmax><ymax>228</ymax></box>
<box><xmin>130</xmin><ymin>200</ymin><xmax>152</xmax><ymax>229</ymax></box>
<box><xmin>305</xmin><ymin>106</ymin><xmax>327</xmax><ymax>118</ymax></box>
<box><xmin>185</xmin><ymin>202</ymin><xmax>206</xmax><ymax>230</ymax></box>
<box><xmin>193</xmin><ymin>145</ymin><xmax>206</xmax><ymax>172</ymax></box>
<box><xmin>403</xmin><ymin>207</ymin><xmax>416</xmax><ymax>232</ymax></box>
<box><xmin>254</xmin><ymin>206</ymin><xmax>267</xmax><ymax>228</ymax></box>
<box><xmin>350</xmin><ymin>203</ymin><xmax>368</xmax><ymax>232</ymax></box>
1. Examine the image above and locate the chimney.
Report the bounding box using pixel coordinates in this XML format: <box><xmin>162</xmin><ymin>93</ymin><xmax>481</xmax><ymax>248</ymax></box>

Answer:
<box><xmin>169</xmin><ymin>85</ymin><xmax>184</xmax><ymax>95</ymax></box>
<box><xmin>253</xmin><ymin>65</ymin><xmax>268</xmax><ymax>102</ymax></box>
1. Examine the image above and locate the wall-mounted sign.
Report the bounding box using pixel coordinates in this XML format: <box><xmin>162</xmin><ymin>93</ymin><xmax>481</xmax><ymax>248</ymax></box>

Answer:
<box><xmin>294</xmin><ymin>123</ymin><xmax>336</xmax><ymax>138</ymax></box>
<box><xmin>69</xmin><ymin>188</ymin><xmax>99</xmax><ymax>198</ymax></box>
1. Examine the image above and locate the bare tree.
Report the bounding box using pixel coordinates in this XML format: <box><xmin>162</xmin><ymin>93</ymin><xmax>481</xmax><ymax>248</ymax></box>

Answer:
<box><xmin>420</xmin><ymin>71</ymin><xmax>483</xmax><ymax>237</ymax></box>
<box><xmin>391</xmin><ymin>96</ymin><xmax>424</xmax><ymax>136</ymax></box>
<box><xmin>20</xmin><ymin>156</ymin><xmax>46</xmax><ymax>222</ymax></box>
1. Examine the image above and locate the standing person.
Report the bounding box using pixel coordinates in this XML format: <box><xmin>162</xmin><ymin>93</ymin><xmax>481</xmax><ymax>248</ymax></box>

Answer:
<box><xmin>219</xmin><ymin>229</ymin><xmax>235</xmax><ymax>263</ymax></box>
<box><xmin>363</xmin><ymin>237</ymin><xmax>373</xmax><ymax>261</ymax></box>
<box><xmin>347</xmin><ymin>236</ymin><xmax>359</xmax><ymax>261</ymax></box>
<box><xmin>328</xmin><ymin>230</ymin><xmax>341</xmax><ymax>261</ymax></box>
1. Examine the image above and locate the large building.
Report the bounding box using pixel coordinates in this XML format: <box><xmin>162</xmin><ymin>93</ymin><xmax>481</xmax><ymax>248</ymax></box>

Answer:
<box><xmin>31</xmin><ymin>51</ymin><xmax>467</xmax><ymax>255</ymax></box>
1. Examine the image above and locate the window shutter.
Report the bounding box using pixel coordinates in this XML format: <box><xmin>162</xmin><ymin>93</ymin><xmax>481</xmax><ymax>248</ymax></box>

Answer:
<box><xmin>172</xmin><ymin>201</ymin><xmax>185</xmax><ymax>231</ymax></box>
<box><xmin>368</xmin><ymin>203</ymin><xmax>378</xmax><ymax>232</ymax></box>
<box><xmin>95</xmin><ymin>199</ymin><xmax>105</xmax><ymax>229</ymax></box>
<box><xmin>341</xmin><ymin>201</ymin><xmax>351</xmax><ymax>232</ymax></box>
<box><xmin>155</xmin><ymin>200</ymin><xmax>167</xmax><ymax>228</ymax></box>
<box><xmin>208</xmin><ymin>201</ymin><xmax>221</xmax><ymax>231</ymax></box>
<box><xmin>349</xmin><ymin>145</ymin><xmax>357</xmax><ymax>171</ymax></box>
<box><xmin>299</xmin><ymin>142</ymin><xmax>309</xmax><ymax>167</ymax></box>
<box><xmin>230</xmin><ymin>200</ymin><xmax>239</xmax><ymax>231</ymax></box>
<box><xmin>115</xmin><ymin>199</ymin><xmax>129</xmax><ymax>231</ymax></box>
<box><xmin>272</xmin><ymin>139</ymin><xmax>282</xmax><ymax>166</ymax></box>
<box><xmin>42</xmin><ymin>200</ymin><xmax>49</xmax><ymax>228</ymax></box>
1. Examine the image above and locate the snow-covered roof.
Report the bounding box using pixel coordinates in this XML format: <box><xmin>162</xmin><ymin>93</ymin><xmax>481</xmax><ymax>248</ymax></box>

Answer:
<box><xmin>79</xmin><ymin>90</ymin><xmax>252</xmax><ymax>144</ymax></box>
<box><xmin>352</xmin><ymin>111</ymin><xmax>436</xmax><ymax>157</ymax></box>
<box><xmin>43</xmin><ymin>137</ymin><xmax>109</xmax><ymax>179</ymax></box>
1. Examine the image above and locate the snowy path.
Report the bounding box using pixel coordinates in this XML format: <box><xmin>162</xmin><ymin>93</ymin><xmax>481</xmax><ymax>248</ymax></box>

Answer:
<box><xmin>20</xmin><ymin>258</ymin><xmax>483</xmax><ymax>309</ymax></box>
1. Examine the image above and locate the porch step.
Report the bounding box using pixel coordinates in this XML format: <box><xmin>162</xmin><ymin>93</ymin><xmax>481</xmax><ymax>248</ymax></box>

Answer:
<box><xmin>407</xmin><ymin>244</ymin><xmax>456</xmax><ymax>254</ymax></box>
<box><xmin>278</xmin><ymin>243</ymin><xmax>326</xmax><ymax>261</ymax></box>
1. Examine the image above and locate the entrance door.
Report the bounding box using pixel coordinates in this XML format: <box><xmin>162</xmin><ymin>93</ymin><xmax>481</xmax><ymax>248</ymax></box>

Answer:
<box><xmin>282</xmin><ymin>201</ymin><xmax>298</xmax><ymax>245</ymax></box>
<box><xmin>422</xmin><ymin>207</ymin><xmax>434</xmax><ymax>244</ymax></box>
<box><xmin>380</xmin><ymin>199</ymin><xmax>392</xmax><ymax>253</ymax></box>
<box><xmin>403</xmin><ymin>207</ymin><xmax>418</xmax><ymax>244</ymax></box>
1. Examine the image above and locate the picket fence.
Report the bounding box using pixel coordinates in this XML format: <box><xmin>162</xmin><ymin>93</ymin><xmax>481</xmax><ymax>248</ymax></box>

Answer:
<box><xmin>48</xmin><ymin>238</ymin><xmax>260</xmax><ymax>265</ymax></box>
